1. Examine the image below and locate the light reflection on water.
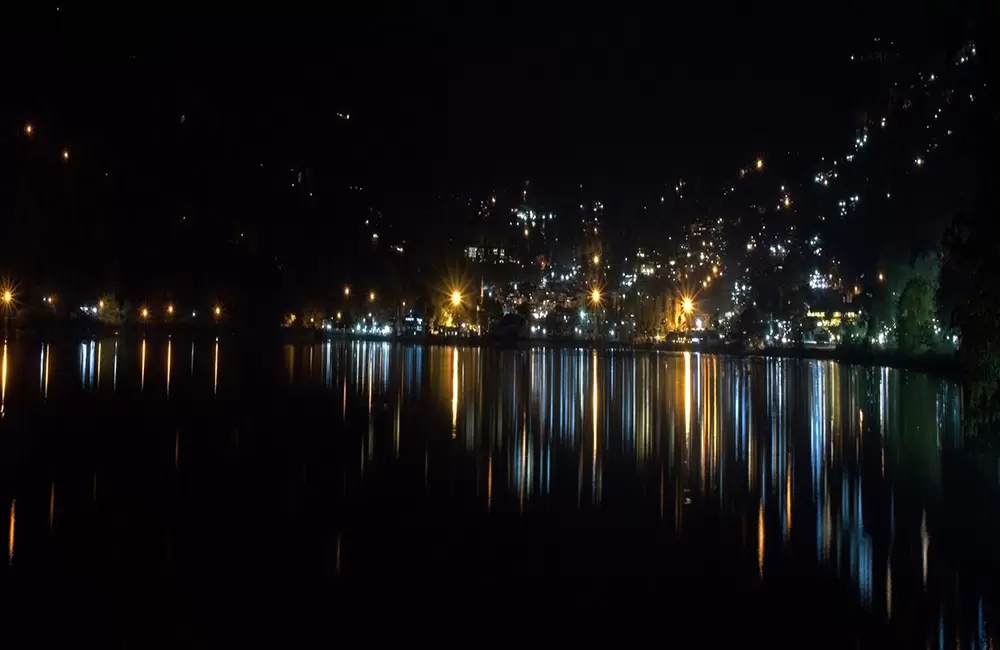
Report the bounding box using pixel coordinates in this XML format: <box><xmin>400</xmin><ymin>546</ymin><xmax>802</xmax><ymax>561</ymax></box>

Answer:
<box><xmin>0</xmin><ymin>338</ymin><xmax>994</xmax><ymax>644</ymax></box>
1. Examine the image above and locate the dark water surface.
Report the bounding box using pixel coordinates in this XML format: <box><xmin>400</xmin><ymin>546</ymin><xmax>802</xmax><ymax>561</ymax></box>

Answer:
<box><xmin>1</xmin><ymin>337</ymin><xmax>998</xmax><ymax>646</ymax></box>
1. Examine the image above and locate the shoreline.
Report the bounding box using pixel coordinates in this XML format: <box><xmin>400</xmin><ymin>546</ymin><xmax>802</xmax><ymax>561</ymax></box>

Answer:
<box><xmin>320</xmin><ymin>332</ymin><xmax>961</xmax><ymax>377</ymax></box>
<box><xmin>6</xmin><ymin>324</ymin><xmax>960</xmax><ymax>377</ymax></box>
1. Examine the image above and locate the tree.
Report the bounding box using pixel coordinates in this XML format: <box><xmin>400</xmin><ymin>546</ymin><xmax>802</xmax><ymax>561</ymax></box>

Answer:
<box><xmin>896</xmin><ymin>277</ymin><xmax>935</xmax><ymax>353</ymax></box>
<box><xmin>870</xmin><ymin>251</ymin><xmax>939</xmax><ymax>346</ymax></box>
<box><xmin>939</xmin><ymin>214</ymin><xmax>1000</xmax><ymax>428</ymax></box>
<box><xmin>98</xmin><ymin>295</ymin><xmax>122</xmax><ymax>326</ymax></box>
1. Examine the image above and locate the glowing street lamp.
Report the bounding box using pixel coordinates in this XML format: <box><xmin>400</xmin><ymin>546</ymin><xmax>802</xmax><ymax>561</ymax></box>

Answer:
<box><xmin>167</xmin><ymin>304</ymin><xmax>174</xmax><ymax>316</ymax></box>
<box><xmin>590</xmin><ymin>287</ymin><xmax>602</xmax><ymax>306</ymax></box>
<box><xmin>592</xmin><ymin>254</ymin><xmax>600</xmax><ymax>265</ymax></box>
<box><xmin>369</xmin><ymin>291</ymin><xmax>376</xmax><ymax>302</ymax></box>
<box><xmin>61</xmin><ymin>149</ymin><xmax>69</xmax><ymax>161</ymax></box>
<box><xmin>755</xmin><ymin>158</ymin><xmax>764</xmax><ymax>170</ymax></box>
<box><xmin>213</xmin><ymin>305</ymin><xmax>222</xmax><ymax>319</ymax></box>
<box><xmin>451</xmin><ymin>290</ymin><xmax>462</xmax><ymax>307</ymax></box>
<box><xmin>682</xmin><ymin>297</ymin><xmax>694</xmax><ymax>314</ymax></box>
<box><xmin>1</xmin><ymin>290</ymin><xmax>11</xmax><ymax>307</ymax></box>
<box><xmin>140</xmin><ymin>307</ymin><xmax>150</xmax><ymax>320</ymax></box>
<box><xmin>344</xmin><ymin>286</ymin><xmax>351</xmax><ymax>297</ymax></box>
<box><xmin>24</xmin><ymin>124</ymin><xmax>32</xmax><ymax>136</ymax></box>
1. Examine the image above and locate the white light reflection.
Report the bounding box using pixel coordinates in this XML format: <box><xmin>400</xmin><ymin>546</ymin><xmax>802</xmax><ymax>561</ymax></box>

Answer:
<box><xmin>452</xmin><ymin>347</ymin><xmax>458</xmax><ymax>437</ymax></box>
<box><xmin>1</xmin><ymin>342</ymin><xmax>7</xmax><ymax>418</ymax></box>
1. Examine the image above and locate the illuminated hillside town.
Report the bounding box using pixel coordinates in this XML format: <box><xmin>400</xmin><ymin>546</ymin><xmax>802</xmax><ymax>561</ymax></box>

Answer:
<box><xmin>6</xmin><ymin>35</ymin><xmax>985</xmax><ymax>363</ymax></box>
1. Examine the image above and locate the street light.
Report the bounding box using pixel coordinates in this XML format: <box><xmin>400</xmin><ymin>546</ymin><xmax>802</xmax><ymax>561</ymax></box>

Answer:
<box><xmin>1</xmin><ymin>290</ymin><xmax>11</xmax><ymax>306</ymax></box>
<box><xmin>451</xmin><ymin>290</ymin><xmax>462</xmax><ymax>306</ymax></box>
<box><xmin>369</xmin><ymin>291</ymin><xmax>376</xmax><ymax>302</ymax></box>
<box><xmin>755</xmin><ymin>158</ymin><xmax>764</xmax><ymax>170</ymax></box>
<box><xmin>344</xmin><ymin>286</ymin><xmax>351</xmax><ymax>297</ymax></box>
<box><xmin>592</xmin><ymin>254</ymin><xmax>600</xmax><ymax>265</ymax></box>
<box><xmin>213</xmin><ymin>305</ymin><xmax>222</xmax><ymax>319</ymax></box>
<box><xmin>24</xmin><ymin>124</ymin><xmax>32</xmax><ymax>136</ymax></box>
<box><xmin>590</xmin><ymin>287</ymin><xmax>601</xmax><ymax>305</ymax></box>
<box><xmin>167</xmin><ymin>304</ymin><xmax>174</xmax><ymax>315</ymax></box>
<box><xmin>682</xmin><ymin>297</ymin><xmax>694</xmax><ymax>314</ymax></box>
<box><xmin>140</xmin><ymin>307</ymin><xmax>149</xmax><ymax>320</ymax></box>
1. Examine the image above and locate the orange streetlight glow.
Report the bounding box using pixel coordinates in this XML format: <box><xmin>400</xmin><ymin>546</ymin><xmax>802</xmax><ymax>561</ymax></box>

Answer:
<box><xmin>167</xmin><ymin>304</ymin><xmax>174</xmax><ymax>315</ymax></box>
<box><xmin>214</xmin><ymin>305</ymin><xmax>222</xmax><ymax>317</ymax></box>
<box><xmin>592</xmin><ymin>254</ymin><xmax>600</xmax><ymax>265</ymax></box>
<box><xmin>682</xmin><ymin>297</ymin><xmax>694</xmax><ymax>314</ymax></box>
<box><xmin>451</xmin><ymin>290</ymin><xmax>462</xmax><ymax>306</ymax></box>
<box><xmin>61</xmin><ymin>149</ymin><xmax>69</xmax><ymax>161</ymax></box>
<box><xmin>344</xmin><ymin>286</ymin><xmax>351</xmax><ymax>297</ymax></box>
<box><xmin>24</xmin><ymin>124</ymin><xmax>32</xmax><ymax>136</ymax></box>
<box><xmin>369</xmin><ymin>291</ymin><xmax>376</xmax><ymax>302</ymax></box>
<box><xmin>590</xmin><ymin>287</ymin><xmax>602</xmax><ymax>305</ymax></box>
<box><xmin>140</xmin><ymin>307</ymin><xmax>150</xmax><ymax>320</ymax></box>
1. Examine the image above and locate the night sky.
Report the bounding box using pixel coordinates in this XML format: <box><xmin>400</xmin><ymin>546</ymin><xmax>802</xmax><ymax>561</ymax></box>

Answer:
<box><xmin>6</xmin><ymin>3</ymin><xmax>987</xmax><ymax>307</ymax></box>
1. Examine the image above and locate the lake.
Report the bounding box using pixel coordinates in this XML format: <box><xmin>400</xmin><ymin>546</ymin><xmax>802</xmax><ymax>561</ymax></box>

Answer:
<box><xmin>0</xmin><ymin>337</ymin><xmax>997</xmax><ymax>646</ymax></box>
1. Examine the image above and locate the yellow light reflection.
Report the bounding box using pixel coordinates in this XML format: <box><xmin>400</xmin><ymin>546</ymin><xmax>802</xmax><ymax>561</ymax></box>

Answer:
<box><xmin>451</xmin><ymin>348</ymin><xmax>458</xmax><ymax>437</ymax></box>
<box><xmin>684</xmin><ymin>352</ymin><xmax>691</xmax><ymax>445</ymax></box>
<box><xmin>487</xmin><ymin>455</ymin><xmax>493</xmax><ymax>512</ymax></box>
<box><xmin>140</xmin><ymin>338</ymin><xmax>147</xmax><ymax>390</ymax></box>
<box><xmin>8</xmin><ymin>499</ymin><xmax>14</xmax><ymax>566</ymax></box>
<box><xmin>213</xmin><ymin>339</ymin><xmax>219</xmax><ymax>395</ymax></box>
<box><xmin>96</xmin><ymin>341</ymin><xmax>102</xmax><ymax>389</ymax></box>
<box><xmin>49</xmin><ymin>482</ymin><xmax>55</xmax><ymax>531</ymax></box>
<box><xmin>757</xmin><ymin>500</ymin><xmax>765</xmax><ymax>577</ymax></box>
<box><xmin>785</xmin><ymin>463</ymin><xmax>792</xmax><ymax>539</ymax></box>
<box><xmin>166</xmin><ymin>339</ymin><xmax>172</xmax><ymax>396</ymax></box>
